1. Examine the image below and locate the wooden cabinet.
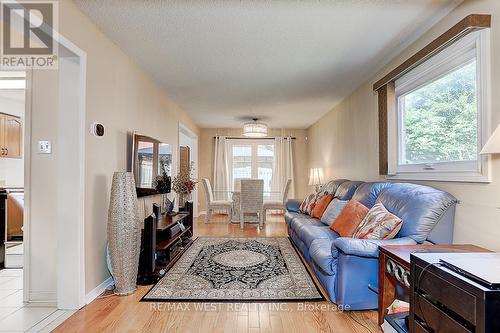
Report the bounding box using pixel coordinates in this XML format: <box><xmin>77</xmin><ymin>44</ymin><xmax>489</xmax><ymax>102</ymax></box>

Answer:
<box><xmin>0</xmin><ymin>113</ymin><xmax>22</xmax><ymax>158</ymax></box>
<box><xmin>410</xmin><ymin>252</ymin><xmax>500</xmax><ymax>333</ymax></box>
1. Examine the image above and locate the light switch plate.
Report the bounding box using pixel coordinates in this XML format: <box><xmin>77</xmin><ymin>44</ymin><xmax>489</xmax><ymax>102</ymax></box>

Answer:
<box><xmin>38</xmin><ymin>140</ymin><xmax>51</xmax><ymax>154</ymax></box>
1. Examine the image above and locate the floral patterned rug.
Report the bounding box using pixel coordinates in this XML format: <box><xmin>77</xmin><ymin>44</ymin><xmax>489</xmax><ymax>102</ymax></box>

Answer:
<box><xmin>142</xmin><ymin>237</ymin><xmax>324</xmax><ymax>302</ymax></box>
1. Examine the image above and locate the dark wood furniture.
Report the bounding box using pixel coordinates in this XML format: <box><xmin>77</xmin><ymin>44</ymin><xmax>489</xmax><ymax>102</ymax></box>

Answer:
<box><xmin>410</xmin><ymin>252</ymin><xmax>500</xmax><ymax>333</ymax></box>
<box><xmin>141</xmin><ymin>201</ymin><xmax>194</xmax><ymax>273</ymax></box>
<box><xmin>378</xmin><ymin>244</ymin><xmax>489</xmax><ymax>326</ymax></box>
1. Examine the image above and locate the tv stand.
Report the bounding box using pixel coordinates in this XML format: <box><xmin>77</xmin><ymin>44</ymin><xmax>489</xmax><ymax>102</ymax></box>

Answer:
<box><xmin>155</xmin><ymin>201</ymin><xmax>194</xmax><ymax>270</ymax></box>
<box><xmin>138</xmin><ymin>201</ymin><xmax>194</xmax><ymax>285</ymax></box>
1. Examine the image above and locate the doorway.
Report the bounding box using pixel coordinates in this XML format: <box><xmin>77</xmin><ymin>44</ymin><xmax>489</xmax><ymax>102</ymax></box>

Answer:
<box><xmin>179</xmin><ymin>123</ymin><xmax>198</xmax><ymax>217</ymax></box>
<box><xmin>23</xmin><ymin>40</ymin><xmax>87</xmax><ymax>310</ymax></box>
<box><xmin>0</xmin><ymin>71</ymin><xmax>26</xmax><ymax>317</ymax></box>
<box><xmin>0</xmin><ymin>40</ymin><xmax>87</xmax><ymax>329</ymax></box>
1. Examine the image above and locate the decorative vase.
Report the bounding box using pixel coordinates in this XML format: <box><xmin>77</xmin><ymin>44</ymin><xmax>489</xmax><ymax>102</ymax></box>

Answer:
<box><xmin>107</xmin><ymin>172</ymin><xmax>141</xmax><ymax>295</ymax></box>
<box><xmin>178</xmin><ymin>192</ymin><xmax>192</xmax><ymax>209</ymax></box>
<box><xmin>178</xmin><ymin>193</ymin><xmax>185</xmax><ymax>209</ymax></box>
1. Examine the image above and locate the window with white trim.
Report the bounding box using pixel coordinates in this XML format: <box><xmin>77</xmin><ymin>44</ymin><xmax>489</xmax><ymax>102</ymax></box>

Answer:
<box><xmin>389</xmin><ymin>30</ymin><xmax>490</xmax><ymax>182</ymax></box>
<box><xmin>227</xmin><ymin>139</ymin><xmax>275</xmax><ymax>197</ymax></box>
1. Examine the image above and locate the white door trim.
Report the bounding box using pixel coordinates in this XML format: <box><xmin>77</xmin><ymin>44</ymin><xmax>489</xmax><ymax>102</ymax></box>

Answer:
<box><xmin>178</xmin><ymin>123</ymin><xmax>198</xmax><ymax>217</ymax></box>
<box><xmin>23</xmin><ymin>70</ymin><xmax>33</xmax><ymax>304</ymax></box>
<box><xmin>22</xmin><ymin>32</ymin><xmax>87</xmax><ymax>309</ymax></box>
<box><xmin>54</xmin><ymin>33</ymin><xmax>87</xmax><ymax>310</ymax></box>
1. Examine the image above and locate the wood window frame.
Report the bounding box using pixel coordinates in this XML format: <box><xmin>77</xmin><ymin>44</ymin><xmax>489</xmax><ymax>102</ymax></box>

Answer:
<box><xmin>374</xmin><ymin>14</ymin><xmax>491</xmax><ymax>175</ymax></box>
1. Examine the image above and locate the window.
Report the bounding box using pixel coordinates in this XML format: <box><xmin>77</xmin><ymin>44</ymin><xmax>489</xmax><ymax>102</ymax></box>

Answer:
<box><xmin>389</xmin><ymin>30</ymin><xmax>490</xmax><ymax>182</ymax></box>
<box><xmin>228</xmin><ymin>139</ymin><xmax>275</xmax><ymax>196</ymax></box>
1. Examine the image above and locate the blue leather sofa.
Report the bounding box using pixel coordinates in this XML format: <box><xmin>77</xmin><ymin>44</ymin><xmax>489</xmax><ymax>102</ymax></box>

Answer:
<box><xmin>285</xmin><ymin>179</ymin><xmax>457</xmax><ymax>310</ymax></box>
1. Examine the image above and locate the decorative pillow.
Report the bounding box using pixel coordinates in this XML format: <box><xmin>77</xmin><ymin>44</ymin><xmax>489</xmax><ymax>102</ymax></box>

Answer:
<box><xmin>353</xmin><ymin>203</ymin><xmax>403</xmax><ymax>240</ymax></box>
<box><xmin>330</xmin><ymin>199</ymin><xmax>369</xmax><ymax>237</ymax></box>
<box><xmin>320</xmin><ymin>199</ymin><xmax>349</xmax><ymax>225</ymax></box>
<box><xmin>299</xmin><ymin>193</ymin><xmax>316</xmax><ymax>214</ymax></box>
<box><xmin>311</xmin><ymin>194</ymin><xmax>333</xmax><ymax>219</ymax></box>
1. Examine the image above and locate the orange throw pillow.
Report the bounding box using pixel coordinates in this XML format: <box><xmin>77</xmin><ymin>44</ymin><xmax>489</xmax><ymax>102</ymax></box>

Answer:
<box><xmin>311</xmin><ymin>194</ymin><xmax>333</xmax><ymax>219</ymax></box>
<box><xmin>330</xmin><ymin>199</ymin><xmax>369</xmax><ymax>237</ymax></box>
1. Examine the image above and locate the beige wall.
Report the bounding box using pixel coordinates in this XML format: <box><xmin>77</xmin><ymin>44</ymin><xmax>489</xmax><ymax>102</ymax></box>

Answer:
<box><xmin>198</xmin><ymin>128</ymin><xmax>309</xmax><ymax>212</ymax></box>
<box><xmin>28</xmin><ymin>69</ymin><xmax>59</xmax><ymax>302</ymax></box>
<box><xmin>308</xmin><ymin>0</ymin><xmax>500</xmax><ymax>251</ymax></box>
<box><xmin>54</xmin><ymin>0</ymin><xmax>199</xmax><ymax>294</ymax></box>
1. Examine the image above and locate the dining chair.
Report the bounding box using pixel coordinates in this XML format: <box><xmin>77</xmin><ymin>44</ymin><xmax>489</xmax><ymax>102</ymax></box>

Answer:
<box><xmin>239</xmin><ymin>179</ymin><xmax>264</xmax><ymax>229</ymax></box>
<box><xmin>234</xmin><ymin>178</ymin><xmax>243</xmax><ymax>192</ymax></box>
<box><xmin>201</xmin><ymin>178</ymin><xmax>232</xmax><ymax>223</ymax></box>
<box><xmin>262</xmin><ymin>179</ymin><xmax>292</xmax><ymax>222</ymax></box>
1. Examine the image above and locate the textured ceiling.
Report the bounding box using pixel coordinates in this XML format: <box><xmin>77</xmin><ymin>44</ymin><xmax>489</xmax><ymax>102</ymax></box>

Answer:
<box><xmin>74</xmin><ymin>0</ymin><xmax>460</xmax><ymax>128</ymax></box>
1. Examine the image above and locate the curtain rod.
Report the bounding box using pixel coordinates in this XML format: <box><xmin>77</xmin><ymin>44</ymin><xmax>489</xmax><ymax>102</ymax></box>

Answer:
<box><xmin>213</xmin><ymin>136</ymin><xmax>296</xmax><ymax>140</ymax></box>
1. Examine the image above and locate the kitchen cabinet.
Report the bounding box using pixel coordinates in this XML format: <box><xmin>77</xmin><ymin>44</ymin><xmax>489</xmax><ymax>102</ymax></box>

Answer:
<box><xmin>0</xmin><ymin>113</ymin><xmax>22</xmax><ymax>158</ymax></box>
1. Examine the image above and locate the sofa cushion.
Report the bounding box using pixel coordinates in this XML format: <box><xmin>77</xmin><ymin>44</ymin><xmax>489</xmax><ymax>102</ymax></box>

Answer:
<box><xmin>322</xmin><ymin>179</ymin><xmax>349</xmax><ymax>195</ymax></box>
<box><xmin>310</xmin><ymin>239</ymin><xmax>339</xmax><ymax>276</ymax></box>
<box><xmin>334</xmin><ymin>181</ymin><xmax>365</xmax><ymax>200</ymax></box>
<box><xmin>353</xmin><ymin>182</ymin><xmax>394</xmax><ymax>209</ymax></box>
<box><xmin>289</xmin><ymin>215</ymin><xmax>324</xmax><ymax>234</ymax></box>
<box><xmin>375</xmin><ymin>183</ymin><xmax>457</xmax><ymax>243</ymax></box>
<box><xmin>285</xmin><ymin>199</ymin><xmax>302</xmax><ymax>213</ymax></box>
<box><xmin>331</xmin><ymin>199</ymin><xmax>369</xmax><ymax>237</ymax></box>
<box><xmin>284</xmin><ymin>211</ymin><xmax>301</xmax><ymax>226</ymax></box>
<box><xmin>353</xmin><ymin>203</ymin><xmax>402</xmax><ymax>240</ymax></box>
<box><xmin>320</xmin><ymin>199</ymin><xmax>348</xmax><ymax>225</ymax></box>
<box><xmin>300</xmin><ymin>225</ymin><xmax>340</xmax><ymax>248</ymax></box>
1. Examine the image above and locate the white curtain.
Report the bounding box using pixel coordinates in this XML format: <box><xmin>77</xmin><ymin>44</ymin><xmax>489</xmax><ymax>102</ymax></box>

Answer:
<box><xmin>273</xmin><ymin>137</ymin><xmax>295</xmax><ymax>199</ymax></box>
<box><xmin>213</xmin><ymin>136</ymin><xmax>230</xmax><ymax>201</ymax></box>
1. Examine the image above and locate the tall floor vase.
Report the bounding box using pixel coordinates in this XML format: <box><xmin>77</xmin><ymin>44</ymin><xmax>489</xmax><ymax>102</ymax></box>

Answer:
<box><xmin>107</xmin><ymin>172</ymin><xmax>141</xmax><ymax>295</ymax></box>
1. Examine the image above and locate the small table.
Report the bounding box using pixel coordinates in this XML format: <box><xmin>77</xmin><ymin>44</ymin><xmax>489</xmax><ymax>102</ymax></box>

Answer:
<box><xmin>214</xmin><ymin>190</ymin><xmax>280</xmax><ymax>223</ymax></box>
<box><xmin>378</xmin><ymin>244</ymin><xmax>490</xmax><ymax>326</ymax></box>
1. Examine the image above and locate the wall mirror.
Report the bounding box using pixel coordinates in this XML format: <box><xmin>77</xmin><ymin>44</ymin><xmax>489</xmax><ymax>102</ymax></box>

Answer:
<box><xmin>132</xmin><ymin>132</ymin><xmax>172</xmax><ymax>197</ymax></box>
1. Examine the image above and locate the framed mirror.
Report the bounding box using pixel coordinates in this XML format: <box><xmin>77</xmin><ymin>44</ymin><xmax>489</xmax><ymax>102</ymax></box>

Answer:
<box><xmin>132</xmin><ymin>132</ymin><xmax>171</xmax><ymax>197</ymax></box>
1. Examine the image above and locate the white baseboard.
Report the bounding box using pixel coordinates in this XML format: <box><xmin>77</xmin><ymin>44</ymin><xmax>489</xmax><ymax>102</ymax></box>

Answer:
<box><xmin>27</xmin><ymin>291</ymin><xmax>57</xmax><ymax>307</ymax></box>
<box><xmin>198</xmin><ymin>210</ymin><xmax>207</xmax><ymax>216</ymax></box>
<box><xmin>85</xmin><ymin>276</ymin><xmax>114</xmax><ymax>305</ymax></box>
<box><xmin>25</xmin><ymin>300</ymin><xmax>57</xmax><ymax>307</ymax></box>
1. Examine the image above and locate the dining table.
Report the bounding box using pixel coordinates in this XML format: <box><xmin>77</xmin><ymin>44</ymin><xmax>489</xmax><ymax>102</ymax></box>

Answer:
<box><xmin>214</xmin><ymin>190</ymin><xmax>280</xmax><ymax>223</ymax></box>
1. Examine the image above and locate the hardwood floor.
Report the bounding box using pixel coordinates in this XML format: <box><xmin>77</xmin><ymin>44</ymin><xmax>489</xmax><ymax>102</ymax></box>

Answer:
<box><xmin>53</xmin><ymin>214</ymin><xmax>380</xmax><ymax>333</ymax></box>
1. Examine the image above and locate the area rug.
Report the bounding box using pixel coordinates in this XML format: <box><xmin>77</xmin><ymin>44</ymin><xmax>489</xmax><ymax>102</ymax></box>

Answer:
<box><xmin>142</xmin><ymin>237</ymin><xmax>324</xmax><ymax>302</ymax></box>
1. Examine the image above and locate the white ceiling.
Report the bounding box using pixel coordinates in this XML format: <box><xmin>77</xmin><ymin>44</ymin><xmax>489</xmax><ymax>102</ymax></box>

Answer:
<box><xmin>74</xmin><ymin>0</ymin><xmax>460</xmax><ymax>129</ymax></box>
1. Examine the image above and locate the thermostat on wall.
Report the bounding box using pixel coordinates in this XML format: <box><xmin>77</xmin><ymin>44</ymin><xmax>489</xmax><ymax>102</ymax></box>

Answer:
<box><xmin>90</xmin><ymin>122</ymin><xmax>105</xmax><ymax>137</ymax></box>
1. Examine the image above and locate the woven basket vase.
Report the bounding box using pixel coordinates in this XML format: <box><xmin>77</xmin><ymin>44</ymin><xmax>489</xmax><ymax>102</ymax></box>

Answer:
<box><xmin>107</xmin><ymin>172</ymin><xmax>141</xmax><ymax>295</ymax></box>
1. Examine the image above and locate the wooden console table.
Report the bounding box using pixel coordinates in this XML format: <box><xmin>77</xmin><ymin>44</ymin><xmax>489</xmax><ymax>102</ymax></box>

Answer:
<box><xmin>152</xmin><ymin>202</ymin><xmax>194</xmax><ymax>271</ymax></box>
<box><xmin>378</xmin><ymin>244</ymin><xmax>490</xmax><ymax>326</ymax></box>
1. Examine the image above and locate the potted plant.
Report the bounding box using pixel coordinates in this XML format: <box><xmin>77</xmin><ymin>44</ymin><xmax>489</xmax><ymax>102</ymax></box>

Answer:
<box><xmin>172</xmin><ymin>162</ymin><xmax>197</xmax><ymax>208</ymax></box>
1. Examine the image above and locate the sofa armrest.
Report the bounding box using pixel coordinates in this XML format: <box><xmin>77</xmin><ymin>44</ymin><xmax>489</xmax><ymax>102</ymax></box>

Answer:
<box><xmin>285</xmin><ymin>199</ymin><xmax>302</xmax><ymax>213</ymax></box>
<box><xmin>333</xmin><ymin>237</ymin><xmax>417</xmax><ymax>258</ymax></box>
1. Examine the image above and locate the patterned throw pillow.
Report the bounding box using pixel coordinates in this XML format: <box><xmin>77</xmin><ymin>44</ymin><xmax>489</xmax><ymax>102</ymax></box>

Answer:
<box><xmin>299</xmin><ymin>193</ymin><xmax>316</xmax><ymax>214</ymax></box>
<box><xmin>331</xmin><ymin>199</ymin><xmax>369</xmax><ymax>237</ymax></box>
<box><xmin>320</xmin><ymin>199</ymin><xmax>349</xmax><ymax>225</ymax></box>
<box><xmin>299</xmin><ymin>190</ymin><xmax>329</xmax><ymax>215</ymax></box>
<box><xmin>311</xmin><ymin>194</ymin><xmax>334</xmax><ymax>219</ymax></box>
<box><xmin>353</xmin><ymin>203</ymin><xmax>402</xmax><ymax>240</ymax></box>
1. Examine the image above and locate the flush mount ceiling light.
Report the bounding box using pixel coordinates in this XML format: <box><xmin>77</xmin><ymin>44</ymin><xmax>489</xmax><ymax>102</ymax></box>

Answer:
<box><xmin>242</xmin><ymin>118</ymin><xmax>268</xmax><ymax>137</ymax></box>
